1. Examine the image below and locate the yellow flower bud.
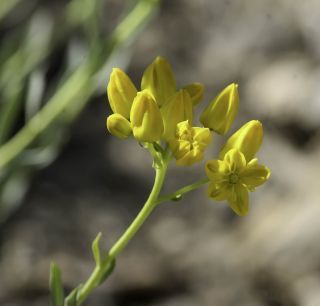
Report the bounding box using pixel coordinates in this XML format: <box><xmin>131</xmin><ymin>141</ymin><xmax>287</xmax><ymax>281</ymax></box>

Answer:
<box><xmin>106</xmin><ymin>114</ymin><xmax>132</xmax><ymax>139</ymax></box>
<box><xmin>107</xmin><ymin>68</ymin><xmax>137</xmax><ymax>119</ymax></box>
<box><xmin>183</xmin><ymin>83</ymin><xmax>204</xmax><ymax>106</ymax></box>
<box><xmin>169</xmin><ymin>121</ymin><xmax>211</xmax><ymax>166</ymax></box>
<box><xmin>130</xmin><ymin>90</ymin><xmax>164</xmax><ymax>142</ymax></box>
<box><xmin>141</xmin><ymin>56</ymin><xmax>176</xmax><ymax>106</ymax></box>
<box><xmin>200</xmin><ymin>83</ymin><xmax>239</xmax><ymax>135</ymax></box>
<box><xmin>219</xmin><ymin>120</ymin><xmax>263</xmax><ymax>161</ymax></box>
<box><xmin>160</xmin><ymin>89</ymin><xmax>193</xmax><ymax>141</ymax></box>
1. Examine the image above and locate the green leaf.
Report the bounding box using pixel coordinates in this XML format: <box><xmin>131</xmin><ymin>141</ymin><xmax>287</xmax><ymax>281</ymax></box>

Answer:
<box><xmin>97</xmin><ymin>258</ymin><xmax>116</xmax><ymax>285</ymax></box>
<box><xmin>64</xmin><ymin>287</ymin><xmax>78</xmax><ymax>306</ymax></box>
<box><xmin>92</xmin><ymin>232</ymin><xmax>102</xmax><ymax>267</ymax></box>
<box><xmin>49</xmin><ymin>262</ymin><xmax>64</xmax><ymax>306</ymax></box>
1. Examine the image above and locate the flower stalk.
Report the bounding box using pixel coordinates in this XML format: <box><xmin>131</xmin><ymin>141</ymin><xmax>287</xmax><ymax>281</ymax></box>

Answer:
<box><xmin>66</xmin><ymin>147</ymin><xmax>210</xmax><ymax>306</ymax></box>
<box><xmin>108</xmin><ymin>156</ymin><xmax>169</xmax><ymax>259</ymax></box>
<box><xmin>73</xmin><ymin>150</ymin><xmax>171</xmax><ymax>305</ymax></box>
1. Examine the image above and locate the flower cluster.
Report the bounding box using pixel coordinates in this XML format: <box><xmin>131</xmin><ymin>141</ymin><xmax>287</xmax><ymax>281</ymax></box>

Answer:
<box><xmin>106</xmin><ymin>56</ymin><xmax>270</xmax><ymax>216</ymax></box>
<box><xmin>106</xmin><ymin>56</ymin><xmax>233</xmax><ymax>165</ymax></box>
<box><xmin>106</xmin><ymin>57</ymin><xmax>213</xmax><ymax>166</ymax></box>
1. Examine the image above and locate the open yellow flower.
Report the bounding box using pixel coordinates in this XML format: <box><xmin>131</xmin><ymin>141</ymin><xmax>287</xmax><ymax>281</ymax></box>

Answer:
<box><xmin>169</xmin><ymin>120</ymin><xmax>211</xmax><ymax>166</ymax></box>
<box><xmin>205</xmin><ymin>148</ymin><xmax>270</xmax><ymax>216</ymax></box>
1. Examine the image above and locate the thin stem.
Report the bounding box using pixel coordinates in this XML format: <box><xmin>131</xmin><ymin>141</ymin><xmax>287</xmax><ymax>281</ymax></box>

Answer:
<box><xmin>0</xmin><ymin>65</ymin><xmax>94</xmax><ymax>169</ymax></box>
<box><xmin>109</xmin><ymin>162</ymin><xmax>168</xmax><ymax>258</ymax></box>
<box><xmin>155</xmin><ymin>178</ymin><xmax>210</xmax><ymax>205</ymax></box>
<box><xmin>0</xmin><ymin>0</ymin><xmax>22</xmax><ymax>21</ymax></box>
<box><xmin>76</xmin><ymin>158</ymin><xmax>169</xmax><ymax>305</ymax></box>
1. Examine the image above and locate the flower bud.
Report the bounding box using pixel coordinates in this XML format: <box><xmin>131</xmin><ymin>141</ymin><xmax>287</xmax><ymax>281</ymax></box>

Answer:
<box><xmin>106</xmin><ymin>114</ymin><xmax>132</xmax><ymax>139</ymax></box>
<box><xmin>160</xmin><ymin>89</ymin><xmax>193</xmax><ymax>141</ymax></box>
<box><xmin>107</xmin><ymin>68</ymin><xmax>137</xmax><ymax>119</ymax></box>
<box><xmin>219</xmin><ymin>120</ymin><xmax>263</xmax><ymax>161</ymax></box>
<box><xmin>200</xmin><ymin>83</ymin><xmax>239</xmax><ymax>135</ymax></box>
<box><xmin>169</xmin><ymin>121</ymin><xmax>211</xmax><ymax>166</ymax></box>
<box><xmin>183</xmin><ymin>83</ymin><xmax>204</xmax><ymax>106</ymax></box>
<box><xmin>130</xmin><ymin>90</ymin><xmax>164</xmax><ymax>142</ymax></box>
<box><xmin>141</xmin><ymin>56</ymin><xmax>176</xmax><ymax>106</ymax></box>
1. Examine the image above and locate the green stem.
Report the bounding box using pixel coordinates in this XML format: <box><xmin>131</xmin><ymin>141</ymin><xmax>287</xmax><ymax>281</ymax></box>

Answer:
<box><xmin>76</xmin><ymin>158</ymin><xmax>169</xmax><ymax>305</ymax></box>
<box><xmin>0</xmin><ymin>65</ymin><xmax>94</xmax><ymax>169</ymax></box>
<box><xmin>155</xmin><ymin>178</ymin><xmax>210</xmax><ymax>205</ymax></box>
<box><xmin>0</xmin><ymin>0</ymin><xmax>22</xmax><ymax>21</ymax></box>
<box><xmin>109</xmin><ymin>162</ymin><xmax>168</xmax><ymax>258</ymax></box>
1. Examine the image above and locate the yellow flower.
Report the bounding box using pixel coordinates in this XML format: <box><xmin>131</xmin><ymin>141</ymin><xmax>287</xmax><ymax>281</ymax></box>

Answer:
<box><xmin>130</xmin><ymin>90</ymin><xmax>164</xmax><ymax>142</ymax></box>
<box><xmin>141</xmin><ymin>56</ymin><xmax>176</xmax><ymax>106</ymax></box>
<box><xmin>205</xmin><ymin>148</ymin><xmax>270</xmax><ymax>216</ymax></box>
<box><xmin>169</xmin><ymin>120</ymin><xmax>211</xmax><ymax>166</ymax></box>
<box><xmin>200</xmin><ymin>83</ymin><xmax>239</xmax><ymax>135</ymax></box>
<box><xmin>219</xmin><ymin>120</ymin><xmax>263</xmax><ymax>161</ymax></box>
<box><xmin>183</xmin><ymin>83</ymin><xmax>204</xmax><ymax>106</ymax></box>
<box><xmin>161</xmin><ymin>89</ymin><xmax>193</xmax><ymax>141</ymax></box>
<box><xmin>106</xmin><ymin>114</ymin><xmax>132</xmax><ymax>139</ymax></box>
<box><xmin>107</xmin><ymin>68</ymin><xmax>137</xmax><ymax>119</ymax></box>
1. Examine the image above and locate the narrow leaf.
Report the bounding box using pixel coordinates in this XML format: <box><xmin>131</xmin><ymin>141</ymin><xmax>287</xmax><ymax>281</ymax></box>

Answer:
<box><xmin>49</xmin><ymin>262</ymin><xmax>64</xmax><ymax>306</ymax></box>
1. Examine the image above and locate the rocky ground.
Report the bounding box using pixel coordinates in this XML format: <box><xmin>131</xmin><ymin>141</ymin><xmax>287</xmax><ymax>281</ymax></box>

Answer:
<box><xmin>1</xmin><ymin>0</ymin><xmax>320</xmax><ymax>305</ymax></box>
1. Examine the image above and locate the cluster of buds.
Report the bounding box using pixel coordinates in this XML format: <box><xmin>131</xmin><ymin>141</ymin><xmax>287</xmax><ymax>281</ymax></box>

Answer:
<box><xmin>106</xmin><ymin>57</ymin><xmax>270</xmax><ymax>216</ymax></box>
<box><xmin>106</xmin><ymin>56</ymin><xmax>237</xmax><ymax>166</ymax></box>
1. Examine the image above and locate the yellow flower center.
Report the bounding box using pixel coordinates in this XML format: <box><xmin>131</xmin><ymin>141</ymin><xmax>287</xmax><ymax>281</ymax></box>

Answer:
<box><xmin>229</xmin><ymin>173</ymin><xmax>239</xmax><ymax>184</ymax></box>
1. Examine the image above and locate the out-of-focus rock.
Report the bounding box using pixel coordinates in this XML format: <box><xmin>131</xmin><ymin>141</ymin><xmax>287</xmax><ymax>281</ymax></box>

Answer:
<box><xmin>245</xmin><ymin>55</ymin><xmax>320</xmax><ymax>128</ymax></box>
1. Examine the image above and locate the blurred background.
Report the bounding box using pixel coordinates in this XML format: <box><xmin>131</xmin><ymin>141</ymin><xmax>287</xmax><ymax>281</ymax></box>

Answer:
<box><xmin>1</xmin><ymin>0</ymin><xmax>320</xmax><ymax>305</ymax></box>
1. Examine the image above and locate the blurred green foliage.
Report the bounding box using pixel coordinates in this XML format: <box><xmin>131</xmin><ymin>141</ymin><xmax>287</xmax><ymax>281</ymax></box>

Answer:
<box><xmin>0</xmin><ymin>0</ymin><xmax>160</xmax><ymax>222</ymax></box>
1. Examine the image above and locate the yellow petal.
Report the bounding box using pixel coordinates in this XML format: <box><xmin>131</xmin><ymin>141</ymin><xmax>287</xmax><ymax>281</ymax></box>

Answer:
<box><xmin>183</xmin><ymin>83</ymin><xmax>204</xmax><ymax>106</ymax></box>
<box><xmin>192</xmin><ymin>127</ymin><xmax>212</xmax><ymax>148</ymax></box>
<box><xmin>176</xmin><ymin>150</ymin><xmax>202</xmax><ymax>166</ymax></box>
<box><xmin>219</xmin><ymin>120</ymin><xmax>263</xmax><ymax>161</ymax></box>
<box><xmin>200</xmin><ymin>83</ymin><xmax>239</xmax><ymax>135</ymax></box>
<box><xmin>224</xmin><ymin>149</ymin><xmax>246</xmax><ymax>172</ymax></box>
<box><xmin>161</xmin><ymin>89</ymin><xmax>193</xmax><ymax>141</ymax></box>
<box><xmin>169</xmin><ymin>139</ymin><xmax>191</xmax><ymax>160</ymax></box>
<box><xmin>130</xmin><ymin>90</ymin><xmax>164</xmax><ymax>142</ymax></box>
<box><xmin>176</xmin><ymin>120</ymin><xmax>192</xmax><ymax>140</ymax></box>
<box><xmin>207</xmin><ymin>182</ymin><xmax>230</xmax><ymax>201</ymax></box>
<box><xmin>106</xmin><ymin>114</ymin><xmax>131</xmax><ymax>139</ymax></box>
<box><xmin>205</xmin><ymin>160</ymin><xmax>228</xmax><ymax>182</ymax></box>
<box><xmin>141</xmin><ymin>56</ymin><xmax>176</xmax><ymax>106</ymax></box>
<box><xmin>228</xmin><ymin>184</ymin><xmax>249</xmax><ymax>216</ymax></box>
<box><xmin>240</xmin><ymin>163</ymin><xmax>270</xmax><ymax>189</ymax></box>
<box><xmin>107</xmin><ymin>68</ymin><xmax>137</xmax><ymax>119</ymax></box>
